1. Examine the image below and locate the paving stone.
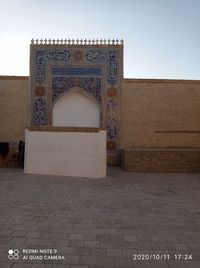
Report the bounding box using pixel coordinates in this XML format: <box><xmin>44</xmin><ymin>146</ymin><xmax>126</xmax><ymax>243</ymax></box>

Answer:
<box><xmin>37</xmin><ymin>238</ymin><xmax>57</xmax><ymax>246</ymax></box>
<box><xmin>69</xmin><ymin>234</ymin><xmax>83</xmax><ymax>240</ymax></box>
<box><xmin>51</xmin><ymin>265</ymin><xmax>70</xmax><ymax>268</ymax></box>
<box><xmin>59</xmin><ymin>246</ymin><xmax>75</xmax><ymax>255</ymax></box>
<box><xmin>70</xmin><ymin>240</ymin><xmax>85</xmax><ymax>248</ymax></box>
<box><xmin>189</xmin><ymin>251</ymin><xmax>200</xmax><ymax>261</ymax></box>
<box><xmin>10</xmin><ymin>237</ymin><xmax>26</xmax><ymax>245</ymax></box>
<box><xmin>114</xmin><ymin>256</ymin><xmax>133</xmax><ymax>267</ymax></box>
<box><xmin>80</xmin><ymin>255</ymin><xmax>97</xmax><ymax>265</ymax></box>
<box><xmin>12</xmin><ymin>231</ymin><xmax>27</xmax><ymax>237</ymax></box>
<box><xmin>88</xmin><ymin>266</ymin><xmax>116</xmax><ymax>268</ymax></box>
<box><xmin>73</xmin><ymin>247</ymin><xmax>90</xmax><ymax>255</ymax></box>
<box><xmin>90</xmin><ymin>229</ymin><xmax>105</xmax><ymax>235</ymax></box>
<box><xmin>12</xmin><ymin>263</ymin><xmax>32</xmax><ymax>268</ymax></box>
<box><xmin>187</xmin><ymin>243</ymin><xmax>200</xmax><ymax>251</ymax></box>
<box><xmin>173</xmin><ymin>243</ymin><xmax>190</xmax><ymax>251</ymax></box>
<box><xmin>124</xmin><ymin>235</ymin><xmax>138</xmax><ymax>242</ymax></box>
<box><xmin>25</xmin><ymin>226</ymin><xmax>39</xmax><ymax>232</ymax></box>
<box><xmin>82</xmin><ymin>234</ymin><xmax>97</xmax><ymax>240</ymax></box>
<box><xmin>0</xmin><ymin>168</ymin><xmax>200</xmax><ymax>268</ymax></box>
<box><xmin>104</xmin><ymin>229</ymin><xmax>118</xmax><ymax>235</ymax></box>
<box><xmin>0</xmin><ymin>264</ymin><xmax>13</xmax><ymax>268</ymax></box>
<box><xmin>95</xmin><ymin>256</ymin><xmax>114</xmax><ymax>266</ymax></box>
<box><xmin>56</xmin><ymin>239</ymin><xmax>70</xmax><ymax>246</ymax></box>
<box><xmin>85</xmin><ymin>240</ymin><xmax>99</xmax><ymax>248</ymax></box>
<box><xmin>26</xmin><ymin>238</ymin><xmax>41</xmax><ymax>245</ymax></box>
<box><xmin>70</xmin><ymin>266</ymin><xmax>88</xmax><ymax>268</ymax></box>
<box><xmin>32</xmin><ymin>265</ymin><xmax>54</xmax><ymax>268</ymax></box>
<box><xmin>0</xmin><ymin>230</ymin><xmax>12</xmax><ymax>236</ymax></box>
<box><xmin>100</xmin><ymin>240</ymin><xmax>130</xmax><ymax>249</ymax></box>
<box><xmin>65</xmin><ymin>255</ymin><xmax>80</xmax><ymax>265</ymax></box>
<box><xmin>107</xmin><ymin>249</ymin><xmax>122</xmax><ymax>256</ymax></box>
<box><xmin>122</xmin><ymin>249</ymin><xmax>138</xmax><ymax>257</ymax></box>
<box><xmin>167</xmin><ymin>260</ymin><xmax>189</xmax><ymax>268</ymax></box>
<box><xmin>12</xmin><ymin>265</ymin><xmax>32</xmax><ymax>268</ymax></box>
<box><xmin>26</xmin><ymin>232</ymin><xmax>41</xmax><ymax>238</ymax></box>
<box><xmin>90</xmin><ymin>248</ymin><xmax>106</xmax><ymax>256</ymax></box>
<box><xmin>150</xmin><ymin>261</ymin><xmax>169</xmax><ymax>267</ymax></box>
<box><xmin>184</xmin><ymin>261</ymin><xmax>200</xmax><ymax>268</ymax></box>
<box><xmin>0</xmin><ymin>252</ymin><xmax>9</xmax><ymax>262</ymax></box>
<box><xmin>133</xmin><ymin>261</ymin><xmax>151</xmax><ymax>268</ymax></box>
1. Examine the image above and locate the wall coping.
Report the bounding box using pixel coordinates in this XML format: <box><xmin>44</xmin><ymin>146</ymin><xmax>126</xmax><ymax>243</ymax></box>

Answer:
<box><xmin>122</xmin><ymin>147</ymin><xmax>200</xmax><ymax>151</ymax></box>
<box><xmin>0</xmin><ymin>75</ymin><xmax>199</xmax><ymax>84</ymax></box>
<box><xmin>30</xmin><ymin>38</ymin><xmax>124</xmax><ymax>46</ymax></box>
<box><xmin>0</xmin><ymin>75</ymin><xmax>28</xmax><ymax>80</ymax></box>
<box><xmin>28</xmin><ymin>126</ymin><xmax>103</xmax><ymax>133</ymax></box>
<box><xmin>124</xmin><ymin>78</ymin><xmax>200</xmax><ymax>84</ymax></box>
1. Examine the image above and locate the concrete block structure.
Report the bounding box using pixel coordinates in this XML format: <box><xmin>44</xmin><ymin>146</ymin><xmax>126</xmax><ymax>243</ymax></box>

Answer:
<box><xmin>24</xmin><ymin>128</ymin><xmax>106</xmax><ymax>178</ymax></box>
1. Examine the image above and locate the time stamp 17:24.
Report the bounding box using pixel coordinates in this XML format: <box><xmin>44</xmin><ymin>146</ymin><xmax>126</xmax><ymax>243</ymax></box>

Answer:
<box><xmin>133</xmin><ymin>254</ymin><xmax>193</xmax><ymax>261</ymax></box>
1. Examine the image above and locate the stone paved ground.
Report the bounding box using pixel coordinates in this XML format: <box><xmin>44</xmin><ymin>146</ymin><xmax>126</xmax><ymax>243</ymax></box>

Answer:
<box><xmin>0</xmin><ymin>167</ymin><xmax>200</xmax><ymax>268</ymax></box>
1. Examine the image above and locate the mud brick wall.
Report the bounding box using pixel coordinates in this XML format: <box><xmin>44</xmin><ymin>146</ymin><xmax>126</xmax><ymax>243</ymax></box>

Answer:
<box><xmin>122</xmin><ymin>148</ymin><xmax>200</xmax><ymax>172</ymax></box>
<box><xmin>0</xmin><ymin>76</ymin><xmax>28</xmax><ymax>153</ymax></box>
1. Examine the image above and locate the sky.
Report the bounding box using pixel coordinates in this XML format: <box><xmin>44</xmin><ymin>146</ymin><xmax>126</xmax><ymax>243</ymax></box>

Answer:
<box><xmin>0</xmin><ymin>0</ymin><xmax>199</xmax><ymax>79</ymax></box>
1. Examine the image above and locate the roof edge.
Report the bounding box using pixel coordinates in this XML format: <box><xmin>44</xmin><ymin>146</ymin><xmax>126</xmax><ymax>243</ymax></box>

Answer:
<box><xmin>124</xmin><ymin>78</ymin><xmax>200</xmax><ymax>84</ymax></box>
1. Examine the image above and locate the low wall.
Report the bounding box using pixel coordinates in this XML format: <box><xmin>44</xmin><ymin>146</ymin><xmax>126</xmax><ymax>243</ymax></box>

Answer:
<box><xmin>122</xmin><ymin>148</ymin><xmax>200</xmax><ymax>173</ymax></box>
<box><xmin>24</xmin><ymin>129</ymin><xmax>106</xmax><ymax>178</ymax></box>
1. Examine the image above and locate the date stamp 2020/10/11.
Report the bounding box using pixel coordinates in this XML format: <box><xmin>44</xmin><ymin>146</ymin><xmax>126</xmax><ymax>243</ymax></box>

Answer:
<box><xmin>133</xmin><ymin>253</ymin><xmax>193</xmax><ymax>261</ymax></box>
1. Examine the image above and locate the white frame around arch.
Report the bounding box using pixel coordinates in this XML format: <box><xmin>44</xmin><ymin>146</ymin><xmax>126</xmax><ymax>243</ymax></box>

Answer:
<box><xmin>50</xmin><ymin>87</ymin><xmax>103</xmax><ymax>128</ymax></box>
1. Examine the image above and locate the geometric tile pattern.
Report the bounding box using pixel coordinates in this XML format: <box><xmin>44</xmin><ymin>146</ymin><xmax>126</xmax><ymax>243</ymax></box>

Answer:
<box><xmin>52</xmin><ymin>67</ymin><xmax>102</xmax><ymax>102</ymax></box>
<box><xmin>52</xmin><ymin>76</ymin><xmax>101</xmax><ymax>103</ymax></box>
<box><xmin>30</xmin><ymin>40</ymin><xmax>123</xmax><ymax>153</ymax></box>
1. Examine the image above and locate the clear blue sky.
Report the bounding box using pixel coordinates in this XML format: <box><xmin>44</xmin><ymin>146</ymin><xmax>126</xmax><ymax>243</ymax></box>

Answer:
<box><xmin>0</xmin><ymin>0</ymin><xmax>199</xmax><ymax>79</ymax></box>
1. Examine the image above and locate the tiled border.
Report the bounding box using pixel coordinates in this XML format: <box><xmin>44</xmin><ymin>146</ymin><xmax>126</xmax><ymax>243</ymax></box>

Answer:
<box><xmin>30</xmin><ymin>42</ymin><xmax>123</xmax><ymax>156</ymax></box>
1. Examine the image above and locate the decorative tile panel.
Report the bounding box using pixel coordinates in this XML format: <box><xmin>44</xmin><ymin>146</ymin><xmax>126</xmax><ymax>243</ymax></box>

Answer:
<box><xmin>30</xmin><ymin>39</ymin><xmax>123</xmax><ymax>155</ymax></box>
<box><xmin>52</xmin><ymin>67</ymin><xmax>101</xmax><ymax>76</ymax></box>
<box><xmin>33</xmin><ymin>98</ymin><xmax>47</xmax><ymax>125</ymax></box>
<box><xmin>46</xmin><ymin>50</ymin><xmax>70</xmax><ymax>61</ymax></box>
<box><xmin>107</xmin><ymin>117</ymin><xmax>118</xmax><ymax>139</ymax></box>
<box><xmin>86</xmin><ymin>49</ymin><xmax>119</xmax><ymax>84</ymax></box>
<box><xmin>52</xmin><ymin>66</ymin><xmax>102</xmax><ymax>102</ymax></box>
<box><xmin>35</xmin><ymin>86</ymin><xmax>45</xmax><ymax>97</ymax></box>
<box><xmin>52</xmin><ymin>77</ymin><xmax>101</xmax><ymax>102</ymax></box>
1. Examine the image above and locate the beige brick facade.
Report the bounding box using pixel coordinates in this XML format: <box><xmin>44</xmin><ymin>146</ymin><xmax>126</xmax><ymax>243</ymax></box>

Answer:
<box><xmin>121</xmin><ymin>148</ymin><xmax>200</xmax><ymax>172</ymax></box>
<box><xmin>1</xmin><ymin>75</ymin><xmax>200</xmax><ymax>169</ymax></box>
<box><xmin>0</xmin><ymin>76</ymin><xmax>28</xmax><ymax>152</ymax></box>
<box><xmin>121</xmin><ymin>79</ymin><xmax>200</xmax><ymax>149</ymax></box>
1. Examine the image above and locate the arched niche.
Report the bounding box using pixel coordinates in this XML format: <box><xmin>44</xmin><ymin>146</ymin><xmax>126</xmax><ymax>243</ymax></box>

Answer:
<box><xmin>52</xmin><ymin>90</ymin><xmax>100</xmax><ymax>128</ymax></box>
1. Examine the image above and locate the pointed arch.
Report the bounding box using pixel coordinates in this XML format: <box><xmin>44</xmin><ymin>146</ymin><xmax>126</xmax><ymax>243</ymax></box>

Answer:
<box><xmin>52</xmin><ymin>86</ymin><xmax>101</xmax><ymax>107</ymax></box>
<box><xmin>52</xmin><ymin>89</ymin><xmax>100</xmax><ymax>127</ymax></box>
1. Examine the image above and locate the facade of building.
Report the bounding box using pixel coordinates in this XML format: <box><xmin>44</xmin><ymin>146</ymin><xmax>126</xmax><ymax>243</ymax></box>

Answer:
<box><xmin>1</xmin><ymin>39</ymin><xmax>200</xmax><ymax>171</ymax></box>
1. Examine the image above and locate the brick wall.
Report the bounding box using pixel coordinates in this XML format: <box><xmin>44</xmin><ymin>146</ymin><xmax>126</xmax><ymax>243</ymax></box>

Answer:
<box><xmin>1</xmin><ymin>75</ymin><xmax>200</xmax><ymax>170</ymax></box>
<box><xmin>121</xmin><ymin>148</ymin><xmax>200</xmax><ymax>172</ymax></box>
<box><xmin>121</xmin><ymin>79</ymin><xmax>200</xmax><ymax>171</ymax></box>
<box><xmin>121</xmin><ymin>79</ymin><xmax>200</xmax><ymax>149</ymax></box>
<box><xmin>0</xmin><ymin>76</ymin><xmax>28</xmax><ymax>153</ymax></box>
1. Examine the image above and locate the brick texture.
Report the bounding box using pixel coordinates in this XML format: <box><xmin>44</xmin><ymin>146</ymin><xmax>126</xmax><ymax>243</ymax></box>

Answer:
<box><xmin>121</xmin><ymin>148</ymin><xmax>200</xmax><ymax>172</ymax></box>
<box><xmin>0</xmin><ymin>76</ymin><xmax>28</xmax><ymax>152</ymax></box>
